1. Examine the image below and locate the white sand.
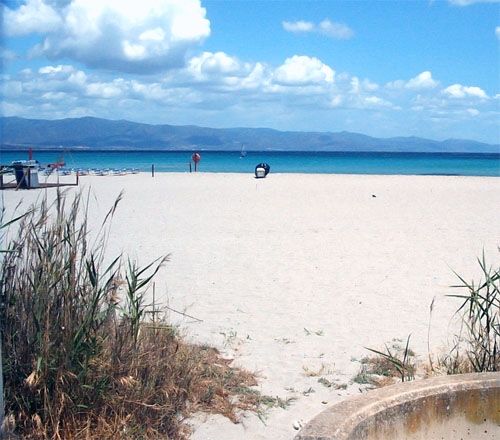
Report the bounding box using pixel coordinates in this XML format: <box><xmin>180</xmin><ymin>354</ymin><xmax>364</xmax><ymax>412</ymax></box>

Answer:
<box><xmin>3</xmin><ymin>172</ymin><xmax>500</xmax><ymax>439</ymax></box>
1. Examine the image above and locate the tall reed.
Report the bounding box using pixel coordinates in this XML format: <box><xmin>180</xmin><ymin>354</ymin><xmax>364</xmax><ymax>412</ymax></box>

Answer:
<box><xmin>0</xmin><ymin>190</ymin><xmax>259</xmax><ymax>439</ymax></box>
<box><xmin>446</xmin><ymin>252</ymin><xmax>499</xmax><ymax>372</ymax></box>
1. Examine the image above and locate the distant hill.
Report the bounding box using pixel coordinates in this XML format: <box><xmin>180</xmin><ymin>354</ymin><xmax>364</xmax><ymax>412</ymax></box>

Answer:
<box><xmin>1</xmin><ymin>116</ymin><xmax>498</xmax><ymax>153</ymax></box>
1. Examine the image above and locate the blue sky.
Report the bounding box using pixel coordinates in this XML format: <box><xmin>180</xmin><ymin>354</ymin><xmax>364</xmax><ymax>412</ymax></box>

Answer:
<box><xmin>1</xmin><ymin>0</ymin><xmax>499</xmax><ymax>144</ymax></box>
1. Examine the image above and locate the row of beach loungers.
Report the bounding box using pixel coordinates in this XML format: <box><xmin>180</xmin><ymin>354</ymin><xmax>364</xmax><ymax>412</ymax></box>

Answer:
<box><xmin>42</xmin><ymin>168</ymin><xmax>140</xmax><ymax>176</ymax></box>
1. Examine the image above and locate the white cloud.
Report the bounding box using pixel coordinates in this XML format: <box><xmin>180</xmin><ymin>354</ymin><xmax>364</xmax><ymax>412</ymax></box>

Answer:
<box><xmin>466</xmin><ymin>108</ymin><xmax>480</xmax><ymax>116</ymax></box>
<box><xmin>330</xmin><ymin>95</ymin><xmax>343</xmax><ymax>107</ymax></box>
<box><xmin>4</xmin><ymin>0</ymin><xmax>210</xmax><ymax>73</ymax></box>
<box><xmin>318</xmin><ymin>19</ymin><xmax>354</xmax><ymax>39</ymax></box>
<box><xmin>38</xmin><ymin>64</ymin><xmax>74</xmax><ymax>75</ymax></box>
<box><xmin>37</xmin><ymin>64</ymin><xmax>88</xmax><ymax>87</ymax></box>
<box><xmin>4</xmin><ymin>0</ymin><xmax>62</xmax><ymax>35</ymax></box>
<box><xmin>443</xmin><ymin>83</ymin><xmax>488</xmax><ymax>99</ymax></box>
<box><xmin>41</xmin><ymin>91</ymin><xmax>70</xmax><ymax>101</ymax></box>
<box><xmin>282</xmin><ymin>20</ymin><xmax>314</xmax><ymax>33</ymax></box>
<box><xmin>496</xmin><ymin>26</ymin><xmax>500</xmax><ymax>39</ymax></box>
<box><xmin>3</xmin><ymin>56</ymin><xmax>497</xmax><ymax>142</ymax></box>
<box><xmin>448</xmin><ymin>0</ymin><xmax>499</xmax><ymax>6</ymax></box>
<box><xmin>86</xmin><ymin>79</ymin><xmax>126</xmax><ymax>99</ymax></box>
<box><xmin>363</xmin><ymin>96</ymin><xmax>393</xmax><ymax>108</ymax></box>
<box><xmin>349</xmin><ymin>77</ymin><xmax>380</xmax><ymax>94</ymax></box>
<box><xmin>178</xmin><ymin>51</ymin><xmax>269</xmax><ymax>93</ymax></box>
<box><xmin>386</xmin><ymin>71</ymin><xmax>438</xmax><ymax>90</ymax></box>
<box><xmin>273</xmin><ymin>55</ymin><xmax>334</xmax><ymax>85</ymax></box>
<box><xmin>188</xmin><ymin>52</ymin><xmax>242</xmax><ymax>78</ymax></box>
<box><xmin>282</xmin><ymin>18</ymin><xmax>354</xmax><ymax>39</ymax></box>
<box><xmin>405</xmin><ymin>71</ymin><xmax>438</xmax><ymax>89</ymax></box>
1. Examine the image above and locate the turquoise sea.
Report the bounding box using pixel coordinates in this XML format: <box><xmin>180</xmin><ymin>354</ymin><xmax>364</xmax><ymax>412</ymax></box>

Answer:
<box><xmin>1</xmin><ymin>150</ymin><xmax>499</xmax><ymax>176</ymax></box>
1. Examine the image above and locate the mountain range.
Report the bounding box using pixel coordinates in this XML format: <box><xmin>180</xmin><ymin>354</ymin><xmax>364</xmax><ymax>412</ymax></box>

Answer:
<box><xmin>1</xmin><ymin>116</ymin><xmax>498</xmax><ymax>153</ymax></box>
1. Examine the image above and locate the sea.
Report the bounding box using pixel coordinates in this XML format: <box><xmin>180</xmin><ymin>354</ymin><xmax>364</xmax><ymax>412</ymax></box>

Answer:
<box><xmin>1</xmin><ymin>150</ymin><xmax>499</xmax><ymax>176</ymax></box>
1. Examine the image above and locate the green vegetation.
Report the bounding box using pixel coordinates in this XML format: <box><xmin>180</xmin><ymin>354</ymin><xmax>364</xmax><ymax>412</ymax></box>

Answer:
<box><xmin>440</xmin><ymin>252</ymin><xmax>499</xmax><ymax>373</ymax></box>
<box><xmin>365</xmin><ymin>335</ymin><xmax>416</xmax><ymax>383</ymax></box>
<box><xmin>354</xmin><ymin>337</ymin><xmax>416</xmax><ymax>387</ymax></box>
<box><xmin>0</xmin><ymin>191</ymin><xmax>264</xmax><ymax>439</ymax></box>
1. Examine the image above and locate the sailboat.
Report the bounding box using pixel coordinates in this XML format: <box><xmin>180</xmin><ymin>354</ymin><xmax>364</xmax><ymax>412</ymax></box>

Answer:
<box><xmin>240</xmin><ymin>146</ymin><xmax>247</xmax><ymax>158</ymax></box>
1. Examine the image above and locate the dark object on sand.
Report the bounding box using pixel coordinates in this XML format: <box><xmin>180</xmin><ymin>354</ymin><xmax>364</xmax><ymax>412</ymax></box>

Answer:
<box><xmin>255</xmin><ymin>163</ymin><xmax>270</xmax><ymax>178</ymax></box>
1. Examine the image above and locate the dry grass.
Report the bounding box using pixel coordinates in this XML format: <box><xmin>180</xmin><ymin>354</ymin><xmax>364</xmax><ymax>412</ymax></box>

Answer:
<box><xmin>0</xmin><ymin>190</ymin><xmax>263</xmax><ymax>439</ymax></box>
<box><xmin>354</xmin><ymin>338</ymin><xmax>416</xmax><ymax>387</ymax></box>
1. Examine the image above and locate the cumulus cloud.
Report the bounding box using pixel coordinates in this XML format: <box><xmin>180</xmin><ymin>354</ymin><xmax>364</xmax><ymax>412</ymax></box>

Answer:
<box><xmin>443</xmin><ymin>83</ymin><xmax>488</xmax><ymax>99</ymax></box>
<box><xmin>4</xmin><ymin>0</ymin><xmax>210</xmax><ymax>73</ymax></box>
<box><xmin>188</xmin><ymin>52</ymin><xmax>243</xmax><ymax>78</ymax></box>
<box><xmin>405</xmin><ymin>71</ymin><xmax>438</xmax><ymax>89</ymax></box>
<box><xmin>386</xmin><ymin>71</ymin><xmax>438</xmax><ymax>90</ymax></box>
<box><xmin>4</xmin><ymin>55</ymin><xmax>496</xmax><ymax>142</ymax></box>
<box><xmin>273</xmin><ymin>55</ymin><xmax>335</xmax><ymax>85</ymax></box>
<box><xmin>282</xmin><ymin>18</ymin><xmax>354</xmax><ymax>39</ymax></box>
<box><xmin>3</xmin><ymin>55</ymin><xmax>389</xmax><ymax>119</ymax></box>
<box><xmin>362</xmin><ymin>96</ymin><xmax>394</xmax><ymax>108</ymax></box>
<box><xmin>4</xmin><ymin>0</ymin><xmax>62</xmax><ymax>35</ymax></box>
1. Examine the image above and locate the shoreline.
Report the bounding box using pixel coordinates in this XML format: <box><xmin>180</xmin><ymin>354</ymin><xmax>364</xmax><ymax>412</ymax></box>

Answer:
<box><xmin>2</xmin><ymin>150</ymin><xmax>499</xmax><ymax>179</ymax></box>
<box><xmin>2</xmin><ymin>148</ymin><xmax>499</xmax><ymax>155</ymax></box>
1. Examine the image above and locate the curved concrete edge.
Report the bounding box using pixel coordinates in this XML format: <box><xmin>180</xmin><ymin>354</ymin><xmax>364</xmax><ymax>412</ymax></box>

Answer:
<box><xmin>294</xmin><ymin>372</ymin><xmax>500</xmax><ymax>440</ymax></box>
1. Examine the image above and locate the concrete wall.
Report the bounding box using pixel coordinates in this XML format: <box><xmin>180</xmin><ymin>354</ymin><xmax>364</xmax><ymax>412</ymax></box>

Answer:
<box><xmin>295</xmin><ymin>373</ymin><xmax>499</xmax><ymax>440</ymax></box>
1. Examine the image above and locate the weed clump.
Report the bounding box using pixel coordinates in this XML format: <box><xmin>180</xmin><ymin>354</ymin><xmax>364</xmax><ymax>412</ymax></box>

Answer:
<box><xmin>354</xmin><ymin>337</ymin><xmax>416</xmax><ymax>387</ymax></box>
<box><xmin>444</xmin><ymin>253</ymin><xmax>499</xmax><ymax>373</ymax></box>
<box><xmin>0</xmin><ymin>191</ymin><xmax>260</xmax><ymax>439</ymax></box>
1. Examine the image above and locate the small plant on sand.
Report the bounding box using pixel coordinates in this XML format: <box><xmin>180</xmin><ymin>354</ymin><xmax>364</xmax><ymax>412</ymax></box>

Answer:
<box><xmin>0</xmin><ymin>190</ymin><xmax>262</xmax><ymax>439</ymax></box>
<box><xmin>304</xmin><ymin>327</ymin><xmax>324</xmax><ymax>336</ymax></box>
<box><xmin>317</xmin><ymin>377</ymin><xmax>347</xmax><ymax>390</ymax></box>
<box><xmin>356</xmin><ymin>336</ymin><xmax>416</xmax><ymax>386</ymax></box>
<box><xmin>441</xmin><ymin>252</ymin><xmax>499</xmax><ymax>373</ymax></box>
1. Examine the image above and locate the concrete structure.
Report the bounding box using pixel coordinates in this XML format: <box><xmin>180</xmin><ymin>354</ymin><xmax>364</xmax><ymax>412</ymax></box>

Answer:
<box><xmin>295</xmin><ymin>373</ymin><xmax>499</xmax><ymax>440</ymax></box>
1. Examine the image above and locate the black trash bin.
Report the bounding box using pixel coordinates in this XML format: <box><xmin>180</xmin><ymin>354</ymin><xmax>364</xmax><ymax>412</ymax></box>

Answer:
<box><xmin>255</xmin><ymin>163</ymin><xmax>270</xmax><ymax>178</ymax></box>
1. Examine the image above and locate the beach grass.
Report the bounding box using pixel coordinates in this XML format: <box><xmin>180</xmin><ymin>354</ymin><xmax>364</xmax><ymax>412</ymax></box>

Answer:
<box><xmin>0</xmin><ymin>190</ymin><xmax>263</xmax><ymax>439</ymax></box>
<box><xmin>439</xmin><ymin>253</ymin><xmax>499</xmax><ymax>374</ymax></box>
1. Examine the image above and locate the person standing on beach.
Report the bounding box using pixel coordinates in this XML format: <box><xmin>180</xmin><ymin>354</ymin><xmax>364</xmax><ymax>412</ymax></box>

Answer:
<box><xmin>192</xmin><ymin>152</ymin><xmax>201</xmax><ymax>172</ymax></box>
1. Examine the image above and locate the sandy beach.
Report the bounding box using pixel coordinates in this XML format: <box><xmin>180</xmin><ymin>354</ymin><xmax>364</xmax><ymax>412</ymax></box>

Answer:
<box><xmin>3</xmin><ymin>172</ymin><xmax>499</xmax><ymax>439</ymax></box>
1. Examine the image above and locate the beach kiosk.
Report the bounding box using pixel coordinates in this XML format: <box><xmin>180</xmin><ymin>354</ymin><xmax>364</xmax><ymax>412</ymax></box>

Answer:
<box><xmin>12</xmin><ymin>160</ymin><xmax>40</xmax><ymax>189</ymax></box>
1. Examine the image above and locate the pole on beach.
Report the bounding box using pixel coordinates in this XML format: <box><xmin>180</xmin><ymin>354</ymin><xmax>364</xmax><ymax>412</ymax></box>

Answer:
<box><xmin>151</xmin><ymin>164</ymin><xmax>155</xmax><ymax>177</ymax></box>
<box><xmin>191</xmin><ymin>152</ymin><xmax>201</xmax><ymax>172</ymax></box>
<box><xmin>189</xmin><ymin>162</ymin><xmax>192</xmax><ymax>173</ymax></box>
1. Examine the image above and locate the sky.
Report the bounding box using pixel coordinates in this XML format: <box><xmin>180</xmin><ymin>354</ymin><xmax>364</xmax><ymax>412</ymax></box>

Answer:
<box><xmin>1</xmin><ymin>0</ymin><xmax>499</xmax><ymax>144</ymax></box>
